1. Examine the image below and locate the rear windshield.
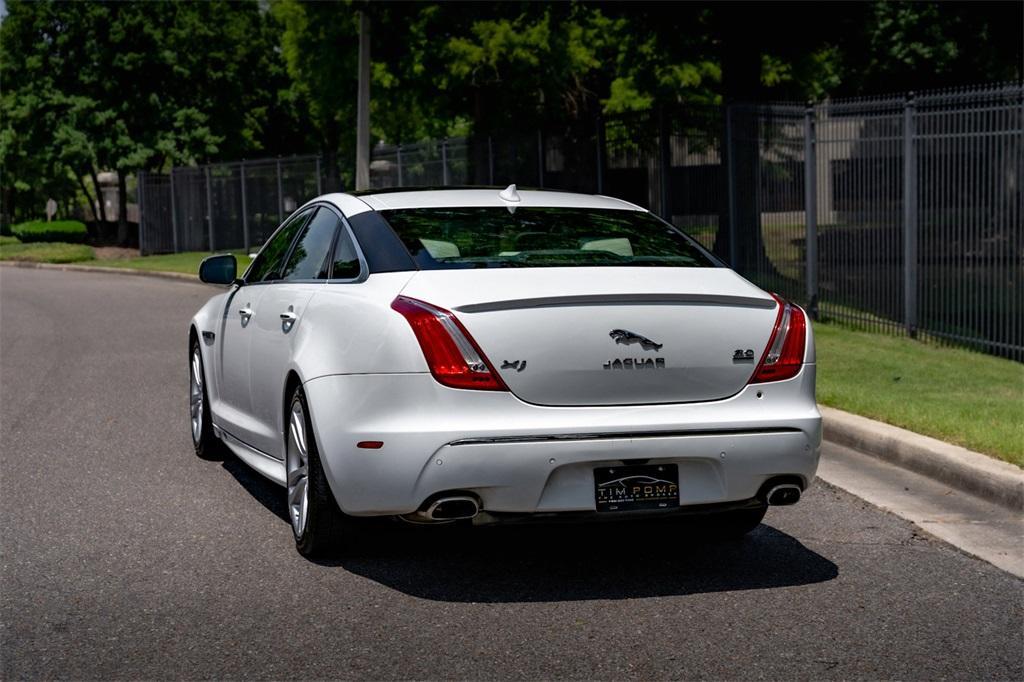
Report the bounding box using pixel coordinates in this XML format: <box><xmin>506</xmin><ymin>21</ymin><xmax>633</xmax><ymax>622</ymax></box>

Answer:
<box><xmin>379</xmin><ymin>207</ymin><xmax>719</xmax><ymax>269</ymax></box>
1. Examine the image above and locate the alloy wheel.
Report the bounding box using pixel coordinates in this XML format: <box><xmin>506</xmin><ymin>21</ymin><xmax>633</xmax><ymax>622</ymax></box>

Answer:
<box><xmin>190</xmin><ymin>349</ymin><xmax>204</xmax><ymax>444</ymax></box>
<box><xmin>286</xmin><ymin>399</ymin><xmax>310</xmax><ymax>537</ymax></box>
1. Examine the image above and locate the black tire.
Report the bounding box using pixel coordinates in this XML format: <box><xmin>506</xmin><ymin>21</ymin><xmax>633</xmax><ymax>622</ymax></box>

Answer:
<box><xmin>709</xmin><ymin>504</ymin><xmax>768</xmax><ymax>538</ymax></box>
<box><xmin>190</xmin><ymin>339</ymin><xmax>227</xmax><ymax>461</ymax></box>
<box><xmin>288</xmin><ymin>386</ymin><xmax>359</xmax><ymax>559</ymax></box>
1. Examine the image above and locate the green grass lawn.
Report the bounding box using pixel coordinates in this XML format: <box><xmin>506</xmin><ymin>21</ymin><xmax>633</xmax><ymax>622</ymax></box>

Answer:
<box><xmin>80</xmin><ymin>250</ymin><xmax>252</xmax><ymax>275</ymax></box>
<box><xmin>815</xmin><ymin>321</ymin><xmax>1024</xmax><ymax>466</ymax></box>
<box><xmin>0</xmin><ymin>240</ymin><xmax>95</xmax><ymax>263</ymax></box>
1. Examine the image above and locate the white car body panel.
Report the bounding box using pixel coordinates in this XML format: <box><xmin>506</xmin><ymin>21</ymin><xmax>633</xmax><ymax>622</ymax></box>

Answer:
<box><xmin>290</xmin><ymin>272</ymin><xmax>420</xmax><ymax>378</ymax></box>
<box><xmin>190</xmin><ymin>188</ymin><xmax>821</xmax><ymax>521</ymax></box>
<box><xmin>309</xmin><ymin>192</ymin><xmax>374</xmax><ymax>217</ymax></box>
<box><xmin>247</xmin><ymin>282</ymin><xmax>318</xmax><ymax>455</ymax></box>
<box><xmin>302</xmin><ymin>367</ymin><xmax>820</xmax><ymax>516</ymax></box>
<box><xmin>358</xmin><ymin>188</ymin><xmax>643</xmax><ymax>212</ymax></box>
<box><xmin>399</xmin><ymin>267</ymin><xmax>780</xmax><ymax>406</ymax></box>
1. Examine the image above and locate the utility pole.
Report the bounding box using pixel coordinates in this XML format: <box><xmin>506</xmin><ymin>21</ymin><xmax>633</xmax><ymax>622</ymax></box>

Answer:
<box><xmin>355</xmin><ymin>10</ymin><xmax>371</xmax><ymax>191</ymax></box>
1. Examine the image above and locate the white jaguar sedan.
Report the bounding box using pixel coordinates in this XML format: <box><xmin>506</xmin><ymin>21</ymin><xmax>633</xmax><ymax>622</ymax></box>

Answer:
<box><xmin>189</xmin><ymin>186</ymin><xmax>821</xmax><ymax>557</ymax></box>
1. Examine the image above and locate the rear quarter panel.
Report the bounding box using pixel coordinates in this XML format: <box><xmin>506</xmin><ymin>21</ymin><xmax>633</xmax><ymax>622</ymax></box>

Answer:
<box><xmin>290</xmin><ymin>272</ymin><xmax>423</xmax><ymax>381</ymax></box>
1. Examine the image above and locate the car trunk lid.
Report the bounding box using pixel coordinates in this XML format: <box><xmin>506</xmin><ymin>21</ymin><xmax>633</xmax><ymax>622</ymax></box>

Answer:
<box><xmin>398</xmin><ymin>267</ymin><xmax>779</xmax><ymax>406</ymax></box>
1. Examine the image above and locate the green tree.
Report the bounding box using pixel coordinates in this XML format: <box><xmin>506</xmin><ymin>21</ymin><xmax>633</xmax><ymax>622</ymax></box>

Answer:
<box><xmin>1</xmin><ymin>0</ymin><xmax>293</xmax><ymax>240</ymax></box>
<box><xmin>271</xmin><ymin>0</ymin><xmax>359</xmax><ymax>190</ymax></box>
<box><xmin>832</xmin><ymin>1</ymin><xmax>1021</xmax><ymax>95</ymax></box>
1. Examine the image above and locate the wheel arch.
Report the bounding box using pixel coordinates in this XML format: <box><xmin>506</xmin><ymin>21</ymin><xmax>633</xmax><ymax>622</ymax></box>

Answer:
<box><xmin>283</xmin><ymin>370</ymin><xmax>304</xmax><ymax>438</ymax></box>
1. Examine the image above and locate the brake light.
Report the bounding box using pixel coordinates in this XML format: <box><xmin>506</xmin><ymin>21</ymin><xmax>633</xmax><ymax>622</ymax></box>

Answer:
<box><xmin>391</xmin><ymin>296</ymin><xmax>508</xmax><ymax>391</ymax></box>
<box><xmin>750</xmin><ymin>294</ymin><xmax>807</xmax><ymax>383</ymax></box>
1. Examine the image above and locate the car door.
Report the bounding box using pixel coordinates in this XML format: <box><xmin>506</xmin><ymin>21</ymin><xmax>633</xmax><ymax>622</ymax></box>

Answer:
<box><xmin>247</xmin><ymin>206</ymin><xmax>344</xmax><ymax>458</ymax></box>
<box><xmin>215</xmin><ymin>207</ymin><xmax>313</xmax><ymax>445</ymax></box>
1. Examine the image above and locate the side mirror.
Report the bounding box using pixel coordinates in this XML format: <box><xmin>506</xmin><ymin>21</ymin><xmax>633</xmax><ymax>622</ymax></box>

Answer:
<box><xmin>199</xmin><ymin>254</ymin><xmax>238</xmax><ymax>285</ymax></box>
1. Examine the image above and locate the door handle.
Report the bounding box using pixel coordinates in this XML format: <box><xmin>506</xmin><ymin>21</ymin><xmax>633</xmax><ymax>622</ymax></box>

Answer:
<box><xmin>280</xmin><ymin>307</ymin><xmax>297</xmax><ymax>333</ymax></box>
<box><xmin>239</xmin><ymin>307</ymin><xmax>253</xmax><ymax>318</ymax></box>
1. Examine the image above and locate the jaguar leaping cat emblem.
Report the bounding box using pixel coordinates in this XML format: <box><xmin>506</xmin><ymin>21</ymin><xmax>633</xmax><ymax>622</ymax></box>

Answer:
<box><xmin>609</xmin><ymin>329</ymin><xmax>663</xmax><ymax>351</ymax></box>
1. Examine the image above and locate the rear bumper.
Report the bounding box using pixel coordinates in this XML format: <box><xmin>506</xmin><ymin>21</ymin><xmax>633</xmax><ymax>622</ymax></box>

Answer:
<box><xmin>303</xmin><ymin>366</ymin><xmax>821</xmax><ymax>516</ymax></box>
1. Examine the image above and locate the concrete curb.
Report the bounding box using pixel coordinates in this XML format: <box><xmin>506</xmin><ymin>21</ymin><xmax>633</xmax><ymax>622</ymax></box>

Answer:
<box><xmin>0</xmin><ymin>260</ymin><xmax>202</xmax><ymax>283</ymax></box>
<box><xmin>821</xmin><ymin>405</ymin><xmax>1024</xmax><ymax>511</ymax></box>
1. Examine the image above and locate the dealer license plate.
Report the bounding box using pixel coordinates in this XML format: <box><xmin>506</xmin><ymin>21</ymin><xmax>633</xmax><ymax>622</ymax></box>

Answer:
<box><xmin>594</xmin><ymin>464</ymin><xmax>680</xmax><ymax>512</ymax></box>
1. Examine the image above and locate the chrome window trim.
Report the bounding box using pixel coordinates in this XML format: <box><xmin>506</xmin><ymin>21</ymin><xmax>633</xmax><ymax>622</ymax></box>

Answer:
<box><xmin>240</xmin><ymin>206</ymin><xmax>316</xmax><ymax>284</ymax></box>
<box><xmin>323</xmin><ymin>204</ymin><xmax>371</xmax><ymax>285</ymax></box>
<box><xmin>237</xmin><ymin>202</ymin><xmax>369</xmax><ymax>287</ymax></box>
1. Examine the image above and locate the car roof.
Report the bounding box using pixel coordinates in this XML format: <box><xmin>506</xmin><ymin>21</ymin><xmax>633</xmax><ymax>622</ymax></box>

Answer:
<box><xmin>314</xmin><ymin>187</ymin><xmax>647</xmax><ymax>217</ymax></box>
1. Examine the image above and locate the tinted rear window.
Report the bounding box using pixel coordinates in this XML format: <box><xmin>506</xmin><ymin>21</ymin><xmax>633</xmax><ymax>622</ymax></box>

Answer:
<box><xmin>379</xmin><ymin>207</ymin><xmax>718</xmax><ymax>269</ymax></box>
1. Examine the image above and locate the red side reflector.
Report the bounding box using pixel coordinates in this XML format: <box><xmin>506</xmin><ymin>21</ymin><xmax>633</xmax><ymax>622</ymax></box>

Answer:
<box><xmin>391</xmin><ymin>296</ymin><xmax>508</xmax><ymax>391</ymax></box>
<box><xmin>750</xmin><ymin>294</ymin><xmax>807</xmax><ymax>384</ymax></box>
<box><xmin>357</xmin><ymin>441</ymin><xmax>384</xmax><ymax>449</ymax></box>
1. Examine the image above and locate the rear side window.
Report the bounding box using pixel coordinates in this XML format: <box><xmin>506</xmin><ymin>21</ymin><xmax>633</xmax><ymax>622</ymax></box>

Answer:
<box><xmin>281</xmin><ymin>208</ymin><xmax>339</xmax><ymax>281</ymax></box>
<box><xmin>330</xmin><ymin>227</ymin><xmax>361</xmax><ymax>280</ymax></box>
<box><xmin>245</xmin><ymin>208</ymin><xmax>313</xmax><ymax>282</ymax></box>
<box><xmin>379</xmin><ymin>207</ymin><xmax>718</xmax><ymax>269</ymax></box>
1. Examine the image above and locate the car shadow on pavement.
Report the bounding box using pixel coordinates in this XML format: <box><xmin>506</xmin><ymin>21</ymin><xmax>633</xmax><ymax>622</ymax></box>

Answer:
<box><xmin>223</xmin><ymin>458</ymin><xmax>838</xmax><ymax>603</ymax></box>
<box><xmin>336</xmin><ymin>522</ymin><xmax>839</xmax><ymax>602</ymax></box>
<box><xmin>222</xmin><ymin>457</ymin><xmax>290</xmax><ymax>520</ymax></box>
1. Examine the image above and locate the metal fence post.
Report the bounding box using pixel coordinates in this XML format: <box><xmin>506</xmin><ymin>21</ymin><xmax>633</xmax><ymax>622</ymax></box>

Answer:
<box><xmin>803</xmin><ymin>105</ymin><xmax>819</xmax><ymax>318</ymax></box>
<box><xmin>488</xmin><ymin>136</ymin><xmax>495</xmax><ymax>185</ymax></box>
<box><xmin>725</xmin><ymin>104</ymin><xmax>738</xmax><ymax>268</ymax></box>
<box><xmin>169</xmin><ymin>167</ymin><xmax>179</xmax><ymax>253</ymax></box>
<box><xmin>537</xmin><ymin>130</ymin><xmax>545</xmax><ymax>187</ymax></box>
<box><xmin>315</xmin><ymin>156</ymin><xmax>322</xmax><ymax>195</ymax></box>
<box><xmin>137</xmin><ymin>170</ymin><xmax>146</xmax><ymax>255</ymax></box>
<box><xmin>441</xmin><ymin>139</ymin><xmax>449</xmax><ymax>186</ymax></box>
<box><xmin>240</xmin><ymin>161</ymin><xmax>250</xmax><ymax>254</ymax></box>
<box><xmin>902</xmin><ymin>94</ymin><xmax>918</xmax><ymax>338</ymax></box>
<box><xmin>595</xmin><ymin>115</ymin><xmax>605</xmax><ymax>194</ymax></box>
<box><xmin>658</xmin><ymin>105</ymin><xmax>671</xmax><ymax>220</ymax></box>
<box><xmin>396</xmin><ymin>145</ymin><xmax>404</xmax><ymax>187</ymax></box>
<box><xmin>276</xmin><ymin>158</ymin><xmax>284</xmax><ymax>223</ymax></box>
<box><xmin>204</xmin><ymin>166</ymin><xmax>215</xmax><ymax>252</ymax></box>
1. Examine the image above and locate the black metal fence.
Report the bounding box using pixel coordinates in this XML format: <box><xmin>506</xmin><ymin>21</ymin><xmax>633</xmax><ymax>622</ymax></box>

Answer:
<box><xmin>721</xmin><ymin>85</ymin><xmax>1022</xmax><ymax>361</ymax></box>
<box><xmin>138</xmin><ymin>155</ymin><xmax>324</xmax><ymax>255</ymax></box>
<box><xmin>368</xmin><ymin>83</ymin><xmax>1023</xmax><ymax>361</ymax></box>
<box><xmin>138</xmin><ymin>82</ymin><xmax>1023</xmax><ymax>361</ymax></box>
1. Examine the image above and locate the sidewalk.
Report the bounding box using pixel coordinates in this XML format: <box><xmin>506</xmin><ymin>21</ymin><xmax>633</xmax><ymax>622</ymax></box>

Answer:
<box><xmin>817</xmin><ymin>441</ymin><xmax>1023</xmax><ymax>578</ymax></box>
<box><xmin>818</xmin><ymin>406</ymin><xmax>1023</xmax><ymax>578</ymax></box>
<box><xmin>0</xmin><ymin>259</ymin><xmax>201</xmax><ymax>282</ymax></box>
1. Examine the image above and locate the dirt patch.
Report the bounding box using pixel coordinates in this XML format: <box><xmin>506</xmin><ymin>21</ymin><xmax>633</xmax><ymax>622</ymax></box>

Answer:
<box><xmin>92</xmin><ymin>247</ymin><xmax>138</xmax><ymax>260</ymax></box>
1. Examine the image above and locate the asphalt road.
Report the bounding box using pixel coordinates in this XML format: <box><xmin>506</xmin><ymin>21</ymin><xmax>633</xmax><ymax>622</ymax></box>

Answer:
<box><xmin>1</xmin><ymin>266</ymin><xmax>1021</xmax><ymax>681</ymax></box>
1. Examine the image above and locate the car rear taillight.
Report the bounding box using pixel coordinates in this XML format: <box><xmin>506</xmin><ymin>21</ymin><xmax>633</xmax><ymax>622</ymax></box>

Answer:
<box><xmin>391</xmin><ymin>296</ymin><xmax>508</xmax><ymax>391</ymax></box>
<box><xmin>750</xmin><ymin>294</ymin><xmax>807</xmax><ymax>383</ymax></box>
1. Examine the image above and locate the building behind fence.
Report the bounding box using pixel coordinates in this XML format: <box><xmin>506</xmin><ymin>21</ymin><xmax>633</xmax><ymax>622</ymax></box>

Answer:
<box><xmin>139</xmin><ymin>82</ymin><xmax>1022</xmax><ymax>361</ymax></box>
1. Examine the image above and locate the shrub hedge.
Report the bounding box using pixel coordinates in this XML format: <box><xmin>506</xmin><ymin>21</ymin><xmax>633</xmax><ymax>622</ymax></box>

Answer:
<box><xmin>11</xmin><ymin>220</ymin><xmax>88</xmax><ymax>244</ymax></box>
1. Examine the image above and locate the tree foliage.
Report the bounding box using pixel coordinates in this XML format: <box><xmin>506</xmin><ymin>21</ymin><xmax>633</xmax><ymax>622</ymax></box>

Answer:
<box><xmin>1</xmin><ymin>0</ymin><xmax>1019</xmax><ymax>229</ymax></box>
<box><xmin>271</xmin><ymin>0</ymin><xmax>358</xmax><ymax>190</ymax></box>
<box><xmin>1</xmin><ymin>0</ymin><xmax>295</xmax><ymax>233</ymax></box>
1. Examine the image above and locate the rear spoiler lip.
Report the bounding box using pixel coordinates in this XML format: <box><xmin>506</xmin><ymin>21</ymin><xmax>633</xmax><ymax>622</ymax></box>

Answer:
<box><xmin>455</xmin><ymin>293</ymin><xmax>777</xmax><ymax>314</ymax></box>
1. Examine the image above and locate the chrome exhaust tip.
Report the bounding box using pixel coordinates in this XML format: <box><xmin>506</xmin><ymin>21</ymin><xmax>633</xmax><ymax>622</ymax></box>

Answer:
<box><xmin>427</xmin><ymin>496</ymin><xmax>480</xmax><ymax>520</ymax></box>
<box><xmin>766</xmin><ymin>483</ymin><xmax>802</xmax><ymax>506</ymax></box>
<box><xmin>401</xmin><ymin>496</ymin><xmax>481</xmax><ymax>524</ymax></box>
